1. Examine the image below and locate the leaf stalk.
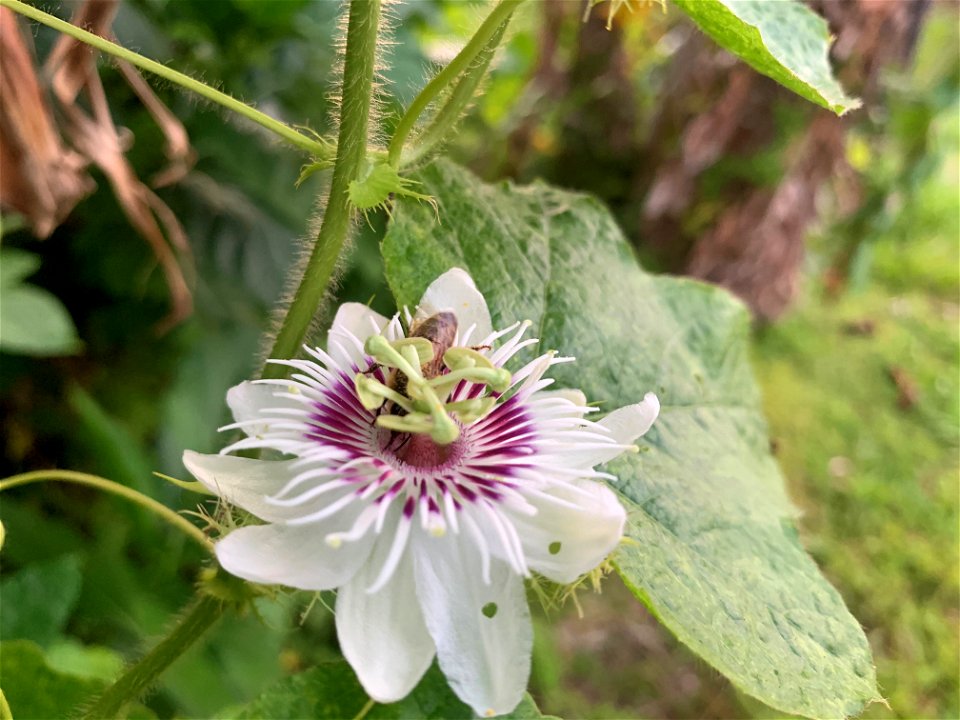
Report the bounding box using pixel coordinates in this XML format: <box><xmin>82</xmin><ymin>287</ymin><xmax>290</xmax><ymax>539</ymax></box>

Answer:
<box><xmin>401</xmin><ymin>20</ymin><xmax>510</xmax><ymax>167</ymax></box>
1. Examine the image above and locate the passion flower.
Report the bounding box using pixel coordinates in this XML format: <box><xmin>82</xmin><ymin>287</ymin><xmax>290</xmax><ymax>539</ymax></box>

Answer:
<box><xmin>184</xmin><ymin>268</ymin><xmax>659</xmax><ymax>716</ymax></box>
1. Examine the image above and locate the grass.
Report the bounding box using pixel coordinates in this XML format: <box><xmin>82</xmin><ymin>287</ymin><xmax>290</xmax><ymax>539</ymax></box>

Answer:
<box><xmin>755</xmin><ymin>285</ymin><xmax>958</xmax><ymax>719</ymax></box>
<box><xmin>754</xmin><ymin>105</ymin><xmax>959</xmax><ymax>719</ymax></box>
<box><xmin>752</xmin><ymin>176</ymin><xmax>959</xmax><ymax>718</ymax></box>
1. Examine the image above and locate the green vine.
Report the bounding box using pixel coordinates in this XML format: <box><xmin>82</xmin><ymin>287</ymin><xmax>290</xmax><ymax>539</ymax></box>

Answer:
<box><xmin>387</xmin><ymin>0</ymin><xmax>525</xmax><ymax>167</ymax></box>
<box><xmin>401</xmin><ymin>20</ymin><xmax>510</xmax><ymax>167</ymax></box>
<box><xmin>261</xmin><ymin>0</ymin><xmax>383</xmax><ymax>376</ymax></box>
<box><xmin>0</xmin><ymin>471</ymin><xmax>211</xmax><ymax>551</ymax></box>
<box><xmin>0</xmin><ymin>0</ymin><xmax>333</xmax><ymax>159</ymax></box>
<box><xmin>80</xmin><ymin>594</ymin><xmax>228</xmax><ymax>720</ymax></box>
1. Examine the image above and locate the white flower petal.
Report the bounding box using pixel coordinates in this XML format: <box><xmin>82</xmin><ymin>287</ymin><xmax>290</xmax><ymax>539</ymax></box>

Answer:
<box><xmin>183</xmin><ymin>451</ymin><xmax>316</xmax><ymax>522</ymax></box>
<box><xmin>534</xmin><ymin>388</ymin><xmax>587</xmax><ymax>406</ymax></box>
<box><xmin>560</xmin><ymin>392</ymin><xmax>660</xmax><ymax>469</ymax></box>
<box><xmin>511</xmin><ymin>480</ymin><xmax>626</xmax><ymax>584</ymax></box>
<box><xmin>327</xmin><ymin>303</ymin><xmax>390</xmax><ymax>368</ymax></box>
<box><xmin>416</xmin><ymin>268</ymin><xmax>493</xmax><ymax>344</ymax></box>
<box><xmin>599</xmin><ymin>392</ymin><xmax>660</xmax><ymax>445</ymax></box>
<box><xmin>215</xmin><ymin>513</ymin><xmax>374</xmax><ymax>591</ymax></box>
<box><xmin>336</xmin><ymin>528</ymin><xmax>435</xmax><ymax>703</ymax></box>
<box><xmin>226</xmin><ymin>381</ymin><xmax>305</xmax><ymax>436</ymax></box>
<box><xmin>414</xmin><ymin>534</ymin><xmax>531</xmax><ymax>717</ymax></box>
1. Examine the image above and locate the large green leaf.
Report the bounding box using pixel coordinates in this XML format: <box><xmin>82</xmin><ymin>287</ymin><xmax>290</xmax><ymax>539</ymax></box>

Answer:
<box><xmin>236</xmin><ymin>662</ymin><xmax>554</xmax><ymax>719</ymax></box>
<box><xmin>381</xmin><ymin>160</ymin><xmax>879</xmax><ymax>719</ymax></box>
<box><xmin>672</xmin><ymin>0</ymin><xmax>860</xmax><ymax>115</ymax></box>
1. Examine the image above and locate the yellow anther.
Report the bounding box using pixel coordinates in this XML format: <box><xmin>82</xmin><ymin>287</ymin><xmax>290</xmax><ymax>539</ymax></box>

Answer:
<box><xmin>443</xmin><ymin>346</ymin><xmax>495</xmax><ymax>371</ymax></box>
<box><xmin>364</xmin><ymin>335</ymin><xmax>421</xmax><ymax>380</ymax></box>
<box><xmin>363</xmin><ymin>333</ymin><xmax>392</xmax><ymax>357</ymax></box>
<box><xmin>446</xmin><ymin>397</ymin><xmax>496</xmax><ymax>424</ymax></box>
<box><xmin>354</xmin><ymin>373</ymin><xmax>386</xmax><ymax>410</ymax></box>
<box><xmin>429</xmin><ymin>367</ymin><xmax>512</xmax><ymax>396</ymax></box>
<box><xmin>429</xmin><ymin>412</ymin><xmax>460</xmax><ymax>445</ymax></box>
<box><xmin>399</xmin><ymin>343</ymin><xmax>425</xmax><ymax>379</ymax></box>
<box><xmin>392</xmin><ymin>337</ymin><xmax>434</xmax><ymax>366</ymax></box>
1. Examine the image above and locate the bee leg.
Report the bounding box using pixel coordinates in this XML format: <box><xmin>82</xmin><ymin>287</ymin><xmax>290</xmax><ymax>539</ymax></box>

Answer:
<box><xmin>394</xmin><ymin>432</ymin><xmax>412</xmax><ymax>453</ymax></box>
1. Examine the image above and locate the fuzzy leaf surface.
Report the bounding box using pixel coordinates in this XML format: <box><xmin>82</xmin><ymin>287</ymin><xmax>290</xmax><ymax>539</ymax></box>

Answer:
<box><xmin>380</xmin><ymin>160</ymin><xmax>879</xmax><ymax>719</ymax></box>
<box><xmin>673</xmin><ymin>0</ymin><xmax>860</xmax><ymax>115</ymax></box>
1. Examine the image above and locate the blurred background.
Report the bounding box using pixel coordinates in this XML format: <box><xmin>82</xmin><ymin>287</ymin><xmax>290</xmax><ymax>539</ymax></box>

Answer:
<box><xmin>1</xmin><ymin>0</ymin><xmax>957</xmax><ymax>717</ymax></box>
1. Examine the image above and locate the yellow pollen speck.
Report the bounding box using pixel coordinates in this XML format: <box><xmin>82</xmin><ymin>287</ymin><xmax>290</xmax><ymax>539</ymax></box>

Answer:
<box><xmin>325</xmin><ymin>535</ymin><xmax>343</xmax><ymax>549</ymax></box>
<box><xmin>485</xmin><ymin>710</ymin><xmax>495</xmax><ymax>717</ymax></box>
<box><xmin>627</xmin><ymin>444</ymin><xmax>640</xmax><ymax>453</ymax></box>
<box><xmin>429</xmin><ymin>525</ymin><xmax>446</xmax><ymax>538</ymax></box>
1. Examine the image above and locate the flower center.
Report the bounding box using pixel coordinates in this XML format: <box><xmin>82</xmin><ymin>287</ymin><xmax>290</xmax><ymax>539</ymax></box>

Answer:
<box><xmin>355</xmin><ymin>334</ymin><xmax>511</xmax><ymax>446</ymax></box>
<box><xmin>394</xmin><ymin>433</ymin><xmax>466</xmax><ymax>470</ymax></box>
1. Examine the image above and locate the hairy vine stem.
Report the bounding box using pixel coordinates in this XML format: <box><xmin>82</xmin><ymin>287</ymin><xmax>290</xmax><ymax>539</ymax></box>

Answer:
<box><xmin>387</xmin><ymin>0</ymin><xmax>525</xmax><ymax>167</ymax></box>
<box><xmin>0</xmin><ymin>471</ymin><xmax>211</xmax><ymax>551</ymax></box>
<box><xmin>80</xmin><ymin>594</ymin><xmax>227</xmax><ymax>720</ymax></box>
<box><xmin>401</xmin><ymin>20</ymin><xmax>509</xmax><ymax>167</ymax></box>
<box><xmin>262</xmin><ymin>0</ymin><xmax>383</xmax><ymax>376</ymax></box>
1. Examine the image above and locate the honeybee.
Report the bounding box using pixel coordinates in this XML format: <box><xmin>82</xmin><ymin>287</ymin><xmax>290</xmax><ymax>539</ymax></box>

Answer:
<box><xmin>390</xmin><ymin>311</ymin><xmax>458</xmax><ymax>405</ymax></box>
<box><xmin>410</xmin><ymin>312</ymin><xmax>458</xmax><ymax>378</ymax></box>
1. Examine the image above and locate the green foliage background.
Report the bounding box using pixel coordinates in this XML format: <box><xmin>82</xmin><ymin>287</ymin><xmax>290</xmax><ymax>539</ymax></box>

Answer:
<box><xmin>1</xmin><ymin>1</ymin><xmax>957</xmax><ymax>718</ymax></box>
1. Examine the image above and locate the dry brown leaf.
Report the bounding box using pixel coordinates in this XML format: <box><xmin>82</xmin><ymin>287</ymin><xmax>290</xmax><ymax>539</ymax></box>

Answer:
<box><xmin>0</xmin><ymin>8</ymin><xmax>94</xmax><ymax>237</ymax></box>
<box><xmin>56</xmin><ymin>57</ymin><xmax>193</xmax><ymax>330</ymax></box>
<box><xmin>44</xmin><ymin>0</ymin><xmax>119</xmax><ymax>104</ymax></box>
<box><xmin>116</xmin><ymin>59</ymin><xmax>196</xmax><ymax>190</ymax></box>
<box><xmin>40</xmin><ymin>0</ymin><xmax>194</xmax><ymax>330</ymax></box>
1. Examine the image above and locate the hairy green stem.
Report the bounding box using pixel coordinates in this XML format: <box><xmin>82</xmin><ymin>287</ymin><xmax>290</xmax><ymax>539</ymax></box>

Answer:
<box><xmin>402</xmin><ymin>20</ymin><xmax>509</xmax><ymax>167</ymax></box>
<box><xmin>262</xmin><ymin>0</ymin><xmax>382</xmax><ymax>376</ymax></box>
<box><xmin>80</xmin><ymin>594</ymin><xmax>225</xmax><ymax>720</ymax></box>
<box><xmin>0</xmin><ymin>0</ymin><xmax>331</xmax><ymax>158</ymax></box>
<box><xmin>387</xmin><ymin>0</ymin><xmax>525</xmax><ymax>166</ymax></box>
<box><xmin>0</xmin><ymin>471</ymin><xmax>211</xmax><ymax>551</ymax></box>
